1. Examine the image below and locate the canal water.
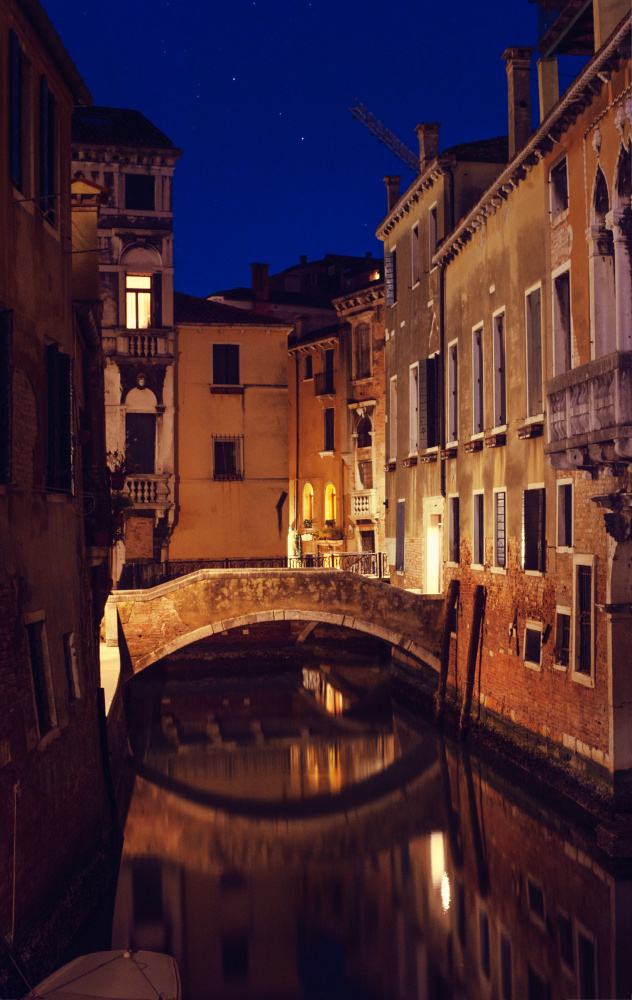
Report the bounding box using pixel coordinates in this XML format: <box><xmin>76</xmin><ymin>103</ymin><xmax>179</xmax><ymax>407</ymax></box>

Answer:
<box><xmin>107</xmin><ymin>626</ymin><xmax>632</xmax><ymax>1000</ymax></box>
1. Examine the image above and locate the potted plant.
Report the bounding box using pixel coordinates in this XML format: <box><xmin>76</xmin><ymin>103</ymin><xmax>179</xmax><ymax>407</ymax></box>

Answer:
<box><xmin>318</xmin><ymin>525</ymin><xmax>344</xmax><ymax>541</ymax></box>
<box><xmin>303</xmin><ymin>518</ymin><xmax>313</xmax><ymax>529</ymax></box>
<box><xmin>107</xmin><ymin>450</ymin><xmax>129</xmax><ymax>490</ymax></box>
<box><xmin>111</xmin><ymin>489</ymin><xmax>134</xmax><ymax>541</ymax></box>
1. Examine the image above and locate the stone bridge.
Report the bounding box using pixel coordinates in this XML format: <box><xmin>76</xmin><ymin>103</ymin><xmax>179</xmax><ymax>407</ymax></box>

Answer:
<box><xmin>107</xmin><ymin>568</ymin><xmax>444</xmax><ymax>677</ymax></box>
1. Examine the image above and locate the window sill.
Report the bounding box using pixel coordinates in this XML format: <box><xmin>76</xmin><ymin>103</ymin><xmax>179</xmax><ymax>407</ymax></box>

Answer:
<box><xmin>553</xmin><ymin>661</ymin><xmax>568</xmax><ymax>672</ymax></box>
<box><xmin>485</xmin><ymin>432</ymin><xmax>506</xmax><ymax>449</ymax></box>
<box><xmin>524</xmin><ymin>659</ymin><xmax>542</xmax><ymax>672</ymax></box>
<box><xmin>446</xmin><ymin>561</ymin><xmax>459</xmax><ymax>568</ymax></box>
<box><xmin>403</xmin><ymin>455</ymin><xmax>418</xmax><ymax>467</ymax></box>
<box><xmin>210</xmin><ymin>385</ymin><xmax>244</xmax><ymax>395</ymax></box>
<box><xmin>471</xmin><ymin>563</ymin><xmax>485</xmax><ymax>572</ymax></box>
<box><xmin>213</xmin><ymin>473</ymin><xmax>244</xmax><ymax>481</ymax></box>
<box><xmin>470</xmin><ymin>432</ymin><xmax>484</xmax><ymax>441</ymax></box>
<box><xmin>525</xmin><ymin>413</ymin><xmax>544</xmax><ymax>425</ymax></box>
<box><xmin>556</xmin><ymin>546</ymin><xmax>574</xmax><ymax>554</ymax></box>
<box><xmin>319</xmin><ymin>450</ymin><xmax>335</xmax><ymax>458</ymax></box>
<box><xmin>571</xmin><ymin>670</ymin><xmax>595</xmax><ymax>688</ymax></box>
<box><xmin>524</xmin><ymin>569</ymin><xmax>544</xmax><ymax>577</ymax></box>
<box><xmin>551</xmin><ymin>208</ymin><xmax>569</xmax><ymax>228</ymax></box>
<box><xmin>490</xmin><ymin>566</ymin><xmax>507</xmax><ymax>575</ymax></box>
<box><xmin>517</xmin><ymin>422</ymin><xmax>543</xmax><ymax>439</ymax></box>
<box><xmin>351</xmin><ymin>376</ymin><xmax>373</xmax><ymax>385</ymax></box>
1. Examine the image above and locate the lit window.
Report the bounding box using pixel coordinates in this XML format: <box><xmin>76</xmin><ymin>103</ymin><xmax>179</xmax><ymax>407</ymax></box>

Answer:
<box><xmin>126</xmin><ymin>275</ymin><xmax>152</xmax><ymax>330</ymax></box>
<box><xmin>324</xmin><ymin>483</ymin><xmax>336</xmax><ymax>522</ymax></box>
<box><xmin>302</xmin><ymin>482</ymin><xmax>313</xmax><ymax>522</ymax></box>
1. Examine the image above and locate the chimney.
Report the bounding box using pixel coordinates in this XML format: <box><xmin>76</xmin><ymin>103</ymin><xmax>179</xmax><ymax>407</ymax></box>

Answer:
<box><xmin>250</xmin><ymin>262</ymin><xmax>269</xmax><ymax>314</ymax></box>
<box><xmin>593</xmin><ymin>0</ymin><xmax>629</xmax><ymax>49</ymax></box>
<box><xmin>415</xmin><ymin>123</ymin><xmax>441</xmax><ymax>173</ymax></box>
<box><xmin>502</xmin><ymin>47</ymin><xmax>535</xmax><ymax>159</ymax></box>
<box><xmin>384</xmin><ymin>176</ymin><xmax>401</xmax><ymax>214</ymax></box>
<box><xmin>537</xmin><ymin>57</ymin><xmax>559</xmax><ymax>122</ymax></box>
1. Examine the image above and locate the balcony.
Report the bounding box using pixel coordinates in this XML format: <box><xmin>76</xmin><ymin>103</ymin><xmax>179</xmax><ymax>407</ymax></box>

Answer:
<box><xmin>125</xmin><ymin>473</ymin><xmax>172</xmax><ymax>510</ymax></box>
<box><xmin>349</xmin><ymin>489</ymin><xmax>377</xmax><ymax>520</ymax></box>
<box><xmin>314</xmin><ymin>372</ymin><xmax>335</xmax><ymax>397</ymax></box>
<box><xmin>544</xmin><ymin>351</ymin><xmax>632</xmax><ymax>472</ymax></box>
<box><xmin>103</xmin><ymin>329</ymin><xmax>173</xmax><ymax>360</ymax></box>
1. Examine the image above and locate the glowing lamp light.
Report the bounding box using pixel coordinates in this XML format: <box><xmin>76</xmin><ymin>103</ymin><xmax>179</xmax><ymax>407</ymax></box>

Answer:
<box><xmin>430</xmin><ymin>831</ymin><xmax>444</xmax><ymax>888</ymax></box>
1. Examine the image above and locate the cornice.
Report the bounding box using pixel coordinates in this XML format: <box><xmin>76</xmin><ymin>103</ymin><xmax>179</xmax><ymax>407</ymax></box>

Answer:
<box><xmin>73</xmin><ymin>146</ymin><xmax>183</xmax><ymax>168</ymax></box>
<box><xmin>333</xmin><ymin>284</ymin><xmax>385</xmax><ymax>314</ymax></box>
<box><xmin>375</xmin><ymin>157</ymin><xmax>456</xmax><ymax>240</ymax></box>
<box><xmin>434</xmin><ymin>12</ymin><xmax>631</xmax><ymax>265</ymax></box>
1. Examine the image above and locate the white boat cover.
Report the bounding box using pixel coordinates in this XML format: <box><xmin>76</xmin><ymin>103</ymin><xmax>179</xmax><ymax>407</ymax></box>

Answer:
<box><xmin>24</xmin><ymin>950</ymin><xmax>180</xmax><ymax>1000</ymax></box>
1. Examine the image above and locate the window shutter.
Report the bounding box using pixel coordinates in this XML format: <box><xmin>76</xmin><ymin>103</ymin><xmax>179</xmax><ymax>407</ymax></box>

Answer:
<box><xmin>522</xmin><ymin>488</ymin><xmax>545</xmax><ymax>571</ymax></box>
<box><xmin>494</xmin><ymin>316</ymin><xmax>506</xmax><ymax>426</ymax></box>
<box><xmin>385</xmin><ymin>251</ymin><xmax>396</xmax><ymax>306</ymax></box>
<box><xmin>419</xmin><ymin>360</ymin><xmax>429</xmax><ymax>449</ymax></box>
<box><xmin>126</xmin><ymin>413</ymin><xmax>156</xmax><ymax>474</ymax></box>
<box><xmin>526</xmin><ymin>289</ymin><xmax>542</xmax><ymax>416</ymax></box>
<box><xmin>396</xmin><ymin>500</ymin><xmax>405</xmax><ymax>572</ymax></box>
<box><xmin>524</xmin><ymin>627</ymin><xmax>542</xmax><ymax>665</ymax></box>
<box><xmin>0</xmin><ymin>311</ymin><xmax>13</xmax><ymax>485</ymax></box>
<box><xmin>495</xmin><ymin>491</ymin><xmax>506</xmax><ymax>568</ymax></box>
<box><xmin>226</xmin><ymin>345</ymin><xmax>239</xmax><ymax>385</ymax></box>
<box><xmin>428</xmin><ymin>355</ymin><xmax>440</xmax><ymax>448</ymax></box>
<box><xmin>153</xmin><ymin>273</ymin><xmax>162</xmax><ymax>328</ymax></box>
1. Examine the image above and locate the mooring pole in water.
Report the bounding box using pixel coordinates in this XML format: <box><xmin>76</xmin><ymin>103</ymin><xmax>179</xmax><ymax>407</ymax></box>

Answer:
<box><xmin>434</xmin><ymin>579</ymin><xmax>460</xmax><ymax>723</ymax></box>
<box><xmin>459</xmin><ymin>585</ymin><xmax>485</xmax><ymax>740</ymax></box>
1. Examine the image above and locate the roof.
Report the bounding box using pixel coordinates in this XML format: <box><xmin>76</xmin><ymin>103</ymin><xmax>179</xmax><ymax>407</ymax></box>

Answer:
<box><xmin>174</xmin><ymin>291</ymin><xmax>292</xmax><ymax>327</ymax></box>
<box><xmin>208</xmin><ymin>287</ymin><xmax>337</xmax><ymax>309</ymax></box>
<box><xmin>288</xmin><ymin>323</ymin><xmax>340</xmax><ymax>350</ymax></box>
<box><xmin>20</xmin><ymin>0</ymin><xmax>91</xmax><ymax>105</ymax></box>
<box><xmin>72</xmin><ymin>107</ymin><xmax>176</xmax><ymax>149</ymax></box>
<box><xmin>443</xmin><ymin>135</ymin><xmax>509</xmax><ymax>163</ymax></box>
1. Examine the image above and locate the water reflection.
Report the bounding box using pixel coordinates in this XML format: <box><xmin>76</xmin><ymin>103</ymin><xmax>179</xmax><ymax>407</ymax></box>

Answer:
<box><xmin>113</xmin><ymin>651</ymin><xmax>632</xmax><ymax>1000</ymax></box>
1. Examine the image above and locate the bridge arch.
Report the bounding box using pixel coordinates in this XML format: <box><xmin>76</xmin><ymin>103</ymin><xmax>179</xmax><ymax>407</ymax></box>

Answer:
<box><xmin>108</xmin><ymin>568</ymin><xmax>444</xmax><ymax>678</ymax></box>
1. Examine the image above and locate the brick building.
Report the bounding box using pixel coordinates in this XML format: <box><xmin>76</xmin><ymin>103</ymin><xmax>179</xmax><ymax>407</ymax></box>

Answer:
<box><xmin>0</xmin><ymin>0</ymin><xmax>113</xmax><ymax>986</ymax></box>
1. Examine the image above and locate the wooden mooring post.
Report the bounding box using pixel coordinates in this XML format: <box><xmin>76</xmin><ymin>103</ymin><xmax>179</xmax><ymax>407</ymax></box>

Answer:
<box><xmin>459</xmin><ymin>585</ymin><xmax>485</xmax><ymax>740</ymax></box>
<box><xmin>434</xmin><ymin>579</ymin><xmax>460</xmax><ymax>723</ymax></box>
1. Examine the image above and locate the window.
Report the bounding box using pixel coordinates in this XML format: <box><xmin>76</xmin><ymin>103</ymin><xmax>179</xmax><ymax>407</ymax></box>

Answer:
<box><xmin>524</xmin><ymin>623</ymin><xmax>543</xmax><ymax>668</ymax></box>
<box><xmin>553</xmin><ymin>269</ymin><xmax>571</xmax><ymax>374</ymax></box>
<box><xmin>385</xmin><ymin>249</ymin><xmax>397</xmax><ymax>306</ymax></box>
<box><xmin>472</xmin><ymin>326</ymin><xmax>484</xmax><ymax>434</ymax></box>
<box><xmin>574</xmin><ymin>556</ymin><xmax>594</xmax><ymax>678</ymax></box>
<box><xmin>428</xmin><ymin>205</ymin><xmax>438</xmax><ymax>263</ymax></box>
<box><xmin>125</xmin><ymin>173</ymin><xmax>155</xmax><ymax>211</ymax></box>
<box><xmin>304</xmin><ymin>355</ymin><xmax>313</xmax><ymax>380</ymax></box>
<box><xmin>409</xmin><ymin>364</ymin><xmax>419</xmax><ymax>453</ymax></box>
<box><xmin>494</xmin><ymin>490</ymin><xmax>506</xmax><ymax>568</ymax></box>
<box><xmin>527</xmin><ymin>966</ymin><xmax>548</xmax><ymax>1000</ymax></box>
<box><xmin>324</xmin><ymin>407</ymin><xmax>334</xmax><ymax>452</ymax></box>
<box><xmin>473</xmin><ymin>492</ymin><xmax>484</xmax><ymax>566</ymax></box>
<box><xmin>448</xmin><ymin>342</ymin><xmax>458</xmax><ymax>443</ymax></box>
<box><xmin>500</xmin><ymin>935</ymin><xmax>512</xmax><ymax>1000</ymax></box>
<box><xmin>396</xmin><ymin>499</ymin><xmax>405</xmax><ymax>573</ymax></box>
<box><xmin>525</xmin><ymin>287</ymin><xmax>543</xmax><ymax>417</ymax></box>
<box><xmin>46</xmin><ymin>343</ymin><xmax>72</xmax><ymax>492</ymax></box>
<box><xmin>550</xmin><ymin>157</ymin><xmax>568</xmax><ymax>218</ymax></box>
<box><xmin>0</xmin><ymin>310</ymin><xmax>13</xmax><ymax>485</ymax></box>
<box><xmin>315</xmin><ymin>348</ymin><xmax>335</xmax><ymax>395</ymax></box>
<box><xmin>213</xmin><ymin>435</ymin><xmax>243</xmax><ymax>480</ymax></box>
<box><xmin>419</xmin><ymin>355</ymin><xmax>440</xmax><ymax>449</ymax></box>
<box><xmin>528</xmin><ymin>878</ymin><xmax>545</xmax><ymax>922</ymax></box>
<box><xmin>9</xmin><ymin>31</ymin><xmax>23</xmax><ymax>189</ymax></box>
<box><xmin>62</xmin><ymin>632</ymin><xmax>80</xmax><ymax>702</ymax></box>
<box><xmin>302</xmin><ymin>482</ymin><xmax>313</xmax><ymax>522</ymax></box>
<box><xmin>213</xmin><ymin>344</ymin><xmax>240</xmax><ymax>385</ymax></box>
<box><xmin>493</xmin><ymin>311</ymin><xmax>506</xmax><ymax>427</ymax></box>
<box><xmin>389</xmin><ymin>376</ymin><xmax>398</xmax><ymax>461</ymax></box>
<box><xmin>39</xmin><ymin>76</ymin><xmax>56</xmax><ymax>225</ymax></box>
<box><xmin>558</xmin><ymin>913</ymin><xmax>574</xmax><ymax>970</ymax></box>
<box><xmin>522</xmin><ymin>487</ymin><xmax>546</xmax><ymax>572</ymax></box>
<box><xmin>126</xmin><ymin>413</ymin><xmax>156</xmax><ymax>474</ymax></box>
<box><xmin>411</xmin><ymin>224</ymin><xmax>419</xmax><ymax>285</ymax></box>
<box><xmin>356</xmin><ymin>416</ymin><xmax>372</xmax><ymax>448</ymax></box>
<box><xmin>353</xmin><ymin>323</ymin><xmax>371</xmax><ymax>379</ymax></box>
<box><xmin>358</xmin><ymin>460</ymin><xmax>372</xmax><ymax>488</ymax></box>
<box><xmin>25</xmin><ymin>615</ymin><xmax>56</xmax><ymax>737</ymax></box>
<box><xmin>126</xmin><ymin>275</ymin><xmax>152</xmax><ymax>330</ymax></box>
<box><xmin>449</xmin><ymin>496</ymin><xmax>460</xmax><ymax>563</ymax></box>
<box><xmin>555</xmin><ymin>609</ymin><xmax>571</xmax><ymax>667</ymax></box>
<box><xmin>577</xmin><ymin>929</ymin><xmax>596</xmax><ymax>1000</ymax></box>
<box><xmin>324</xmin><ymin>483</ymin><xmax>336</xmax><ymax>522</ymax></box>
<box><xmin>557</xmin><ymin>480</ymin><xmax>573</xmax><ymax>548</ymax></box>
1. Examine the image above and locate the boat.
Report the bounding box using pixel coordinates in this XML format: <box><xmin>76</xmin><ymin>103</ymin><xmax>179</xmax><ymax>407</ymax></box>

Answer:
<box><xmin>22</xmin><ymin>949</ymin><xmax>180</xmax><ymax>999</ymax></box>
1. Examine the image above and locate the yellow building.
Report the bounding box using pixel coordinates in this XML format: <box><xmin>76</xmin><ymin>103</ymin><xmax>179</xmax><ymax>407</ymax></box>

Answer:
<box><xmin>169</xmin><ymin>292</ymin><xmax>291</xmax><ymax>561</ymax></box>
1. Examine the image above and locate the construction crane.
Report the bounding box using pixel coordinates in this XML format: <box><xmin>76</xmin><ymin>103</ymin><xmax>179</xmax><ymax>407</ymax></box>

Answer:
<box><xmin>350</xmin><ymin>102</ymin><xmax>420</xmax><ymax>174</ymax></box>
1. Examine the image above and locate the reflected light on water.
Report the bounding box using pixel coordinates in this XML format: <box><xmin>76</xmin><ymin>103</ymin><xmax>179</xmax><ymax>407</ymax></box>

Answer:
<box><xmin>302</xmin><ymin>668</ymin><xmax>350</xmax><ymax>715</ymax></box>
<box><xmin>441</xmin><ymin>872</ymin><xmax>450</xmax><ymax>913</ymax></box>
<box><xmin>430</xmin><ymin>831</ymin><xmax>444</xmax><ymax>888</ymax></box>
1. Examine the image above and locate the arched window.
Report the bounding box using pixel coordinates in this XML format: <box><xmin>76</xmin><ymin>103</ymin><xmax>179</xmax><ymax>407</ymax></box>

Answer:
<box><xmin>588</xmin><ymin>166</ymin><xmax>616</xmax><ymax>357</ymax></box>
<box><xmin>613</xmin><ymin>143</ymin><xmax>632</xmax><ymax>351</ymax></box>
<box><xmin>324</xmin><ymin>483</ymin><xmax>336</xmax><ymax>522</ymax></box>
<box><xmin>302</xmin><ymin>482</ymin><xmax>313</xmax><ymax>523</ymax></box>
<box><xmin>356</xmin><ymin>416</ymin><xmax>372</xmax><ymax>448</ymax></box>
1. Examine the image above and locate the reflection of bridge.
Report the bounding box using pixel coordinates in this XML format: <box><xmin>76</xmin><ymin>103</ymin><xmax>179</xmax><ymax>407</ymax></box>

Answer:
<box><xmin>108</xmin><ymin>568</ymin><xmax>444</xmax><ymax>677</ymax></box>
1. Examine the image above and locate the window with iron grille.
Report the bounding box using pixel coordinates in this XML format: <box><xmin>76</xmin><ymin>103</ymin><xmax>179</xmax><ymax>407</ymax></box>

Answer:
<box><xmin>555</xmin><ymin>611</ymin><xmax>570</xmax><ymax>667</ymax></box>
<box><xmin>473</xmin><ymin>493</ymin><xmax>484</xmax><ymax>566</ymax></box>
<box><xmin>213</xmin><ymin>344</ymin><xmax>240</xmax><ymax>385</ymax></box>
<box><xmin>213</xmin><ymin>435</ymin><xmax>244</xmax><ymax>480</ymax></box>
<box><xmin>385</xmin><ymin>249</ymin><xmax>397</xmax><ymax>306</ymax></box>
<box><xmin>575</xmin><ymin>562</ymin><xmax>593</xmax><ymax>675</ymax></box>
<box><xmin>522</xmin><ymin>488</ymin><xmax>546</xmax><ymax>572</ymax></box>
<box><xmin>449</xmin><ymin>496</ymin><xmax>460</xmax><ymax>563</ymax></box>
<box><xmin>494</xmin><ymin>490</ymin><xmax>506</xmax><ymax>568</ymax></box>
<box><xmin>524</xmin><ymin>624</ymin><xmax>542</xmax><ymax>667</ymax></box>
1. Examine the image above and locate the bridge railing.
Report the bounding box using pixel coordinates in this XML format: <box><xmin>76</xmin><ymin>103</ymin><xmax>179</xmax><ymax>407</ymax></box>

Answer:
<box><xmin>117</xmin><ymin>553</ymin><xmax>389</xmax><ymax>590</ymax></box>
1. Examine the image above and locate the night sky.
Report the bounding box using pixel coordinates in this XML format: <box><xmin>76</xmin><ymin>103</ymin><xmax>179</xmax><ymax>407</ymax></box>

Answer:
<box><xmin>44</xmin><ymin>0</ymin><xmax>546</xmax><ymax>297</ymax></box>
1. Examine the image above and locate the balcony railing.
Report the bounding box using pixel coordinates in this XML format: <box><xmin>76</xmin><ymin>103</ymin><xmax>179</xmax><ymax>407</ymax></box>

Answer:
<box><xmin>350</xmin><ymin>489</ymin><xmax>377</xmax><ymax>519</ymax></box>
<box><xmin>103</xmin><ymin>330</ymin><xmax>173</xmax><ymax>359</ymax></box>
<box><xmin>125</xmin><ymin>473</ymin><xmax>172</xmax><ymax>508</ymax></box>
<box><xmin>545</xmin><ymin>351</ymin><xmax>632</xmax><ymax>468</ymax></box>
<box><xmin>314</xmin><ymin>372</ymin><xmax>335</xmax><ymax>396</ymax></box>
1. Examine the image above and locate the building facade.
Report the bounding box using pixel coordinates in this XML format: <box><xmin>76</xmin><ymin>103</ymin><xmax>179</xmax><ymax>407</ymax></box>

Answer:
<box><xmin>169</xmin><ymin>292</ymin><xmax>291</xmax><ymax>562</ymax></box>
<box><xmin>0</xmin><ymin>1</ymin><xmax>112</xmax><ymax>986</ymax></box>
<box><xmin>72</xmin><ymin>107</ymin><xmax>182</xmax><ymax>582</ymax></box>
